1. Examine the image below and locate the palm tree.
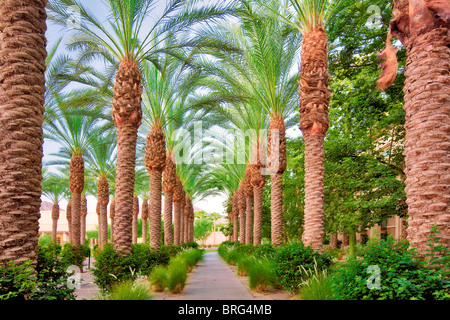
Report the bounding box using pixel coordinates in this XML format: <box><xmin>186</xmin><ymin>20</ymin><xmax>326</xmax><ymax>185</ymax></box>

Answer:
<box><xmin>85</xmin><ymin>132</ymin><xmax>116</xmax><ymax>248</ymax></box>
<box><xmin>377</xmin><ymin>0</ymin><xmax>450</xmax><ymax>253</ymax></box>
<box><xmin>260</xmin><ymin>0</ymin><xmax>344</xmax><ymax>252</ymax></box>
<box><xmin>41</xmin><ymin>169</ymin><xmax>69</xmax><ymax>242</ymax></box>
<box><xmin>0</xmin><ymin>0</ymin><xmax>47</xmax><ymax>267</ymax></box>
<box><xmin>44</xmin><ymin>106</ymin><xmax>107</xmax><ymax>246</ymax></box>
<box><xmin>48</xmin><ymin>0</ymin><xmax>236</xmax><ymax>256</ymax></box>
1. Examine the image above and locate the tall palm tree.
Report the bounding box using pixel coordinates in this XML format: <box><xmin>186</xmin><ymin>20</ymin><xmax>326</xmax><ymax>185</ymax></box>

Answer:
<box><xmin>44</xmin><ymin>107</ymin><xmax>107</xmax><ymax>246</ymax></box>
<box><xmin>48</xmin><ymin>0</ymin><xmax>236</xmax><ymax>256</ymax></box>
<box><xmin>85</xmin><ymin>132</ymin><xmax>116</xmax><ymax>247</ymax></box>
<box><xmin>0</xmin><ymin>0</ymin><xmax>47</xmax><ymax>267</ymax></box>
<box><xmin>260</xmin><ymin>0</ymin><xmax>344</xmax><ymax>252</ymax></box>
<box><xmin>41</xmin><ymin>169</ymin><xmax>69</xmax><ymax>242</ymax></box>
<box><xmin>377</xmin><ymin>0</ymin><xmax>450</xmax><ymax>253</ymax></box>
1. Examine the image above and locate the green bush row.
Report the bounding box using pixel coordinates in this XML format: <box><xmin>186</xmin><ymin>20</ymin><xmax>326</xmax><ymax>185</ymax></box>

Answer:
<box><xmin>218</xmin><ymin>230</ymin><xmax>450</xmax><ymax>300</ymax></box>
<box><xmin>92</xmin><ymin>242</ymin><xmax>199</xmax><ymax>292</ymax></box>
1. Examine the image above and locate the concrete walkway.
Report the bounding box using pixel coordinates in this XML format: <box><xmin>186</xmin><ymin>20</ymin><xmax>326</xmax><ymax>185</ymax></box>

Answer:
<box><xmin>179</xmin><ymin>250</ymin><xmax>255</xmax><ymax>300</ymax></box>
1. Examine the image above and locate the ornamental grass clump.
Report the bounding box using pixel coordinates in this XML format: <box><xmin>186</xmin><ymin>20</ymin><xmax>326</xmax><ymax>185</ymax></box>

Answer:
<box><xmin>101</xmin><ymin>280</ymin><xmax>152</xmax><ymax>300</ymax></box>
<box><xmin>148</xmin><ymin>266</ymin><xmax>168</xmax><ymax>292</ymax></box>
<box><xmin>166</xmin><ymin>256</ymin><xmax>188</xmax><ymax>294</ymax></box>
<box><xmin>247</xmin><ymin>258</ymin><xmax>274</xmax><ymax>292</ymax></box>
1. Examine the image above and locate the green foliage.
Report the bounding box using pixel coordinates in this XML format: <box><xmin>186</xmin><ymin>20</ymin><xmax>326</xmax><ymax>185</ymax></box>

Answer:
<box><xmin>100</xmin><ymin>280</ymin><xmax>152</xmax><ymax>300</ymax></box>
<box><xmin>0</xmin><ymin>242</ymin><xmax>77</xmax><ymax>300</ymax></box>
<box><xmin>166</xmin><ymin>256</ymin><xmax>188</xmax><ymax>293</ymax></box>
<box><xmin>273</xmin><ymin>241</ymin><xmax>333</xmax><ymax>293</ymax></box>
<box><xmin>33</xmin><ymin>242</ymin><xmax>77</xmax><ymax>300</ymax></box>
<box><xmin>38</xmin><ymin>233</ymin><xmax>53</xmax><ymax>247</ymax></box>
<box><xmin>253</xmin><ymin>243</ymin><xmax>278</xmax><ymax>260</ymax></box>
<box><xmin>329</xmin><ymin>236</ymin><xmax>448</xmax><ymax>300</ymax></box>
<box><xmin>149</xmin><ymin>266</ymin><xmax>168</xmax><ymax>292</ymax></box>
<box><xmin>194</xmin><ymin>217</ymin><xmax>214</xmax><ymax>242</ymax></box>
<box><xmin>0</xmin><ymin>261</ymin><xmax>37</xmax><ymax>300</ymax></box>
<box><xmin>92</xmin><ymin>243</ymin><xmax>172</xmax><ymax>292</ymax></box>
<box><xmin>247</xmin><ymin>258</ymin><xmax>274</xmax><ymax>292</ymax></box>
<box><xmin>60</xmin><ymin>243</ymin><xmax>90</xmax><ymax>269</ymax></box>
<box><xmin>299</xmin><ymin>269</ymin><xmax>333</xmax><ymax>300</ymax></box>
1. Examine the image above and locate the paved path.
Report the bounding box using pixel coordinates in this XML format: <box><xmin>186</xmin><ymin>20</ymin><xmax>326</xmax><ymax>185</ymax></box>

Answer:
<box><xmin>179</xmin><ymin>250</ymin><xmax>255</xmax><ymax>300</ymax></box>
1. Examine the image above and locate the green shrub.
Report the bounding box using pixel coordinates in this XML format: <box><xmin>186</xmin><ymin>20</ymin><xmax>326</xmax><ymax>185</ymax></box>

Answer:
<box><xmin>299</xmin><ymin>271</ymin><xmax>332</xmax><ymax>300</ymax></box>
<box><xmin>237</xmin><ymin>256</ymin><xmax>257</xmax><ymax>277</ymax></box>
<box><xmin>329</xmin><ymin>236</ymin><xmax>449</xmax><ymax>300</ymax></box>
<box><xmin>226</xmin><ymin>248</ymin><xmax>243</xmax><ymax>266</ymax></box>
<box><xmin>179</xmin><ymin>249</ymin><xmax>203</xmax><ymax>272</ymax></box>
<box><xmin>101</xmin><ymin>280</ymin><xmax>152</xmax><ymax>300</ymax></box>
<box><xmin>60</xmin><ymin>243</ymin><xmax>90</xmax><ymax>269</ymax></box>
<box><xmin>273</xmin><ymin>241</ymin><xmax>333</xmax><ymax>293</ymax></box>
<box><xmin>247</xmin><ymin>259</ymin><xmax>274</xmax><ymax>292</ymax></box>
<box><xmin>0</xmin><ymin>261</ymin><xmax>37</xmax><ymax>300</ymax></box>
<box><xmin>33</xmin><ymin>243</ymin><xmax>76</xmax><ymax>300</ymax></box>
<box><xmin>149</xmin><ymin>266</ymin><xmax>168</xmax><ymax>292</ymax></box>
<box><xmin>92</xmin><ymin>243</ymin><xmax>137</xmax><ymax>292</ymax></box>
<box><xmin>166</xmin><ymin>257</ymin><xmax>188</xmax><ymax>293</ymax></box>
<box><xmin>254</xmin><ymin>244</ymin><xmax>278</xmax><ymax>260</ymax></box>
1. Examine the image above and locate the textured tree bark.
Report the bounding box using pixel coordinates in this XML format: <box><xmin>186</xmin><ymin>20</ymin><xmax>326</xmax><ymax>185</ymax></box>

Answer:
<box><xmin>71</xmin><ymin>193</ymin><xmax>81</xmax><ymax>247</ymax></box>
<box><xmin>245</xmin><ymin>198</ymin><xmax>253</xmax><ymax>245</ymax></box>
<box><xmin>114</xmin><ymin>124</ymin><xmax>138</xmax><ymax>255</ymax></box>
<box><xmin>253</xmin><ymin>186</ymin><xmax>263</xmax><ymax>246</ymax></box>
<box><xmin>98</xmin><ymin>178</ymin><xmax>109</xmax><ymax>248</ymax></box>
<box><xmin>377</xmin><ymin>0</ymin><xmax>450</xmax><ymax>254</ymax></box>
<box><xmin>238</xmin><ymin>186</ymin><xmax>246</xmax><ymax>244</ymax></box>
<box><xmin>80</xmin><ymin>194</ymin><xmax>87</xmax><ymax>245</ymax></box>
<box><xmin>66</xmin><ymin>200</ymin><xmax>72</xmax><ymax>243</ymax></box>
<box><xmin>132</xmin><ymin>196</ymin><xmax>139</xmax><ymax>245</ymax></box>
<box><xmin>149</xmin><ymin>171</ymin><xmax>162</xmax><ymax>249</ymax></box>
<box><xmin>109</xmin><ymin>200</ymin><xmax>115</xmax><ymax>242</ymax></box>
<box><xmin>302</xmin><ymin>133</ymin><xmax>326</xmax><ymax>253</ymax></box>
<box><xmin>0</xmin><ymin>0</ymin><xmax>47</xmax><ymax>267</ymax></box>
<box><xmin>164</xmin><ymin>192</ymin><xmax>173</xmax><ymax>245</ymax></box>
<box><xmin>141</xmin><ymin>198</ymin><xmax>148</xmax><ymax>244</ymax></box>
<box><xmin>51</xmin><ymin>203</ymin><xmax>59</xmax><ymax>242</ymax></box>
<box><xmin>112</xmin><ymin>59</ymin><xmax>142</xmax><ymax>256</ymax></box>
<box><xmin>173</xmin><ymin>202</ymin><xmax>181</xmax><ymax>245</ymax></box>
<box><xmin>299</xmin><ymin>26</ymin><xmax>331</xmax><ymax>254</ymax></box>
<box><xmin>180</xmin><ymin>204</ymin><xmax>185</xmax><ymax>244</ymax></box>
<box><xmin>271</xmin><ymin>173</ymin><xmax>283</xmax><ymax>246</ymax></box>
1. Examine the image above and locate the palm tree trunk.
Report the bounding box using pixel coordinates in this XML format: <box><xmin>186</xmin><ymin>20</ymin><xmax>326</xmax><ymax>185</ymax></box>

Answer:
<box><xmin>180</xmin><ymin>204</ymin><xmax>185</xmax><ymax>244</ymax></box>
<box><xmin>71</xmin><ymin>193</ymin><xmax>81</xmax><ymax>247</ymax></box>
<box><xmin>100</xmin><ymin>204</ymin><xmax>108</xmax><ymax>247</ymax></box>
<box><xmin>98</xmin><ymin>177</ymin><xmax>109</xmax><ymax>248</ymax></box>
<box><xmin>299</xmin><ymin>26</ymin><xmax>331</xmax><ymax>254</ymax></box>
<box><xmin>271</xmin><ymin>173</ymin><xmax>283</xmax><ymax>246</ymax></box>
<box><xmin>398</xmin><ymin>1</ymin><xmax>449</xmax><ymax>253</ymax></box>
<box><xmin>268</xmin><ymin>116</ymin><xmax>286</xmax><ymax>247</ymax></box>
<box><xmin>51</xmin><ymin>203</ymin><xmax>59</xmax><ymax>242</ymax></box>
<box><xmin>96</xmin><ymin>202</ymin><xmax>102</xmax><ymax>246</ymax></box>
<box><xmin>109</xmin><ymin>199</ymin><xmax>115</xmax><ymax>242</ymax></box>
<box><xmin>0</xmin><ymin>0</ymin><xmax>47</xmax><ymax>267</ymax></box>
<box><xmin>164</xmin><ymin>192</ymin><xmax>173</xmax><ymax>245</ymax></box>
<box><xmin>245</xmin><ymin>198</ymin><xmax>253</xmax><ymax>245</ymax></box>
<box><xmin>376</xmin><ymin>0</ymin><xmax>450</xmax><ymax>254</ymax></box>
<box><xmin>252</xmin><ymin>186</ymin><xmax>263</xmax><ymax>246</ymax></box>
<box><xmin>112</xmin><ymin>59</ymin><xmax>142</xmax><ymax>256</ymax></box>
<box><xmin>149</xmin><ymin>171</ymin><xmax>162</xmax><ymax>249</ymax></box>
<box><xmin>173</xmin><ymin>202</ymin><xmax>181</xmax><ymax>245</ymax></box>
<box><xmin>132</xmin><ymin>196</ymin><xmax>139</xmax><ymax>245</ymax></box>
<box><xmin>66</xmin><ymin>200</ymin><xmax>72</xmax><ymax>244</ymax></box>
<box><xmin>141</xmin><ymin>198</ymin><xmax>148</xmax><ymax>244</ymax></box>
<box><xmin>80</xmin><ymin>194</ymin><xmax>87</xmax><ymax>245</ymax></box>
